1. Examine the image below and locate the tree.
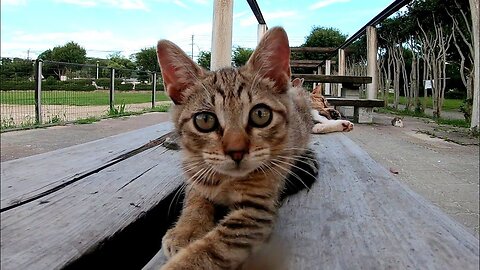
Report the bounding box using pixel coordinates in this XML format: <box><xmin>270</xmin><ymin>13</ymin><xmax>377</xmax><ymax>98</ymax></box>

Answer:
<box><xmin>134</xmin><ymin>47</ymin><xmax>159</xmax><ymax>72</ymax></box>
<box><xmin>303</xmin><ymin>26</ymin><xmax>347</xmax><ymax>48</ymax></box>
<box><xmin>300</xmin><ymin>26</ymin><xmax>347</xmax><ymax>61</ymax></box>
<box><xmin>197</xmin><ymin>50</ymin><xmax>211</xmax><ymax>70</ymax></box>
<box><xmin>38</xmin><ymin>41</ymin><xmax>87</xmax><ymax>79</ymax></box>
<box><xmin>0</xmin><ymin>58</ymin><xmax>34</xmax><ymax>80</ymax></box>
<box><xmin>232</xmin><ymin>46</ymin><xmax>253</xmax><ymax>67</ymax></box>
<box><xmin>107</xmin><ymin>52</ymin><xmax>137</xmax><ymax>78</ymax></box>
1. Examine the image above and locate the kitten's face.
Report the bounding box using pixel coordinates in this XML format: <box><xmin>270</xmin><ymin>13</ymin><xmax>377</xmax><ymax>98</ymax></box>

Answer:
<box><xmin>157</xmin><ymin>27</ymin><xmax>293</xmax><ymax>180</ymax></box>
<box><xmin>177</xmin><ymin>70</ymin><xmax>289</xmax><ymax>178</ymax></box>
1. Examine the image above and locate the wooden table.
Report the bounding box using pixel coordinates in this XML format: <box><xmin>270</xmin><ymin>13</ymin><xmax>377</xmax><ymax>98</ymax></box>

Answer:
<box><xmin>1</xmin><ymin>122</ymin><xmax>478</xmax><ymax>270</ymax></box>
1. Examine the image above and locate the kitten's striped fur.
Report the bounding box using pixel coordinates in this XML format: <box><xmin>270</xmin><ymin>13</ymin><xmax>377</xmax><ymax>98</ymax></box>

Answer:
<box><xmin>156</xmin><ymin>27</ymin><xmax>318</xmax><ymax>270</ymax></box>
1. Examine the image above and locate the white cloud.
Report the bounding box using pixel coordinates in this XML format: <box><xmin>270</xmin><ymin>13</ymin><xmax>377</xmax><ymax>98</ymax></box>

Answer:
<box><xmin>191</xmin><ymin>0</ymin><xmax>209</xmax><ymax>4</ymax></box>
<box><xmin>107</xmin><ymin>0</ymin><xmax>149</xmax><ymax>11</ymax></box>
<box><xmin>54</xmin><ymin>0</ymin><xmax>96</xmax><ymax>7</ymax></box>
<box><xmin>1</xmin><ymin>30</ymin><xmax>158</xmax><ymax>59</ymax></box>
<box><xmin>1</xmin><ymin>0</ymin><xmax>27</xmax><ymax>6</ymax></box>
<box><xmin>240</xmin><ymin>11</ymin><xmax>298</xmax><ymax>27</ymax></box>
<box><xmin>172</xmin><ymin>0</ymin><xmax>189</xmax><ymax>9</ymax></box>
<box><xmin>233</xmin><ymin>10</ymin><xmax>249</xmax><ymax>19</ymax></box>
<box><xmin>309</xmin><ymin>0</ymin><xmax>350</xmax><ymax>10</ymax></box>
<box><xmin>55</xmin><ymin>0</ymin><xmax>149</xmax><ymax>11</ymax></box>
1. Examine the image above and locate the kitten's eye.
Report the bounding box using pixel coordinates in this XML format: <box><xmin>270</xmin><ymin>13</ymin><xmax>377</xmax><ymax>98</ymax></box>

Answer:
<box><xmin>249</xmin><ymin>104</ymin><xmax>272</xmax><ymax>128</ymax></box>
<box><xmin>193</xmin><ymin>112</ymin><xmax>218</xmax><ymax>132</ymax></box>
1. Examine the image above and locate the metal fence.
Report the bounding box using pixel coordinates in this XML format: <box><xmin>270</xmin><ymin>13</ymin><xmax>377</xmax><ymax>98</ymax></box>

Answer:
<box><xmin>0</xmin><ymin>58</ymin><xmax>170</xmax><ymax>131</ymax></box>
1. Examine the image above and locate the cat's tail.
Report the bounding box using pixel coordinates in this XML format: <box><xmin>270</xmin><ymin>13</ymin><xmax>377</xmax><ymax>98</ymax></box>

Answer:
<box><xmin>279</xmin><ymin>149</ymin><xmax>319</xmax><ymax>201</ymax></box>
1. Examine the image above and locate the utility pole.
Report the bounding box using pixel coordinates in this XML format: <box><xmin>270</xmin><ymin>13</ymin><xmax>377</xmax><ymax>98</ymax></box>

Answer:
<box><xmin>27</xmin><ymin>49</ymin><xmax>30</xmax><ymax>60</ymax></box>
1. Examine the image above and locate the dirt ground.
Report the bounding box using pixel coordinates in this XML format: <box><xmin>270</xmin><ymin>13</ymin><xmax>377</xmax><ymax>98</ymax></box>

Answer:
<box><xmin>0</xmin><ymin>102</ymin><xmax>162</xmax><ymax>126</ymax></box>
<box><xmin>1</xmin><ymin>111</ymin><xmax>478</xmax><ymax>237</ymax></box>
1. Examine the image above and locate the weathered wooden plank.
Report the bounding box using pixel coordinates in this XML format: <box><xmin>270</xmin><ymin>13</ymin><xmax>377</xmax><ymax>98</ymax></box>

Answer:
<box><xmin>0</xmin><ymin>125</ymin><xmax>183</xmax><ymax>270</ymax></box>
<box><xmin>292</xmin><ymin>74</ymin><xmax>372</xmax><ymax>84</ymax></box>
<box><xmin>0</xmin><ymin>123</ymin><xmax>173</xmax><ymax>210</ymax></box>
<box><xmin>290</xmin><ymin>47</ymin><xmax>351</xmax><ymax>53</ymax></box>
<box><xmin>144</xmin><ymin>133</ymin><xmax>479</xmax><ymax>269</ymax></box>
<box><xmin>326</xmin><ymin>97</ymin><xmax>384</xmax><ymax>107</ymax></box>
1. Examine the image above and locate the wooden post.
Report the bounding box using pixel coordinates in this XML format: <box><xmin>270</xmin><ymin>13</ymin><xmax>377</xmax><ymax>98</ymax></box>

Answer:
<box><xmin>152</xmin><ymin>72</ymin><xmax>157</xmax><ymax>109</ymax></box>
<box><xmin>325</xmin><ymin>60</ymin><xmax>331</xmax><ymax>95</ymax></box>
<box><xmin>470</xmin><ymin>0</ymin><xmax>479</xmax><ymax>130</ymax></box>
<box><xmin>257</xmin><ymin>24</ymin><xmax>267</xmax><ymax>44</ymax></box>
<box><xmin>34</xmin><ymin>59</ymin><xmax>43</xmax><ymax>125</ymax></box>
<box><xmin>366</xmin><ymin>26</ymin><xmax>378</xmax><ymax>99</ymax></box>
<box><xmin>338</xmin><ymin>49</ymin><xmax>346</xmax><ymax>97</ymax></box>
<box><xmin>110</xmin><ymin>68</ymin><xmax>115</xmax><ymax>111</ymax></box>
<box><xmin>210</xmin><ymin>0</ymin><xmax>233</xmax><ymax>70</ymax></box>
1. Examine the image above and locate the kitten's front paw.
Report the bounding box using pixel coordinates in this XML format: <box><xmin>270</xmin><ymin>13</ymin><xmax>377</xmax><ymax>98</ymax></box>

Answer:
<box><xmin>341</xmin><ymin>121</ymin><xmax>354</xmax><ymax>132</ymax></box>
<box><xmin>162</xmin><ymin>225</ymin><xmax>210</xmax><ymax>258</ymax></box>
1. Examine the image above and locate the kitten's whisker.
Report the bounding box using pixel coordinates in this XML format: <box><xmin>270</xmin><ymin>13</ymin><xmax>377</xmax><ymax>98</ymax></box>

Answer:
<box><xmin>277</xmin><ymin>155</ymin><xmax>318</xmax><ymax>165</ymax></box>
<box><xmin>270</xmin><ymin>161</ymin><xmax>310</xmax><ymax>191</ymax></box>
<box><xmin>272</xmin><ymin>158</ymin><xmax>318</xmax><ymax>180</ymax></box>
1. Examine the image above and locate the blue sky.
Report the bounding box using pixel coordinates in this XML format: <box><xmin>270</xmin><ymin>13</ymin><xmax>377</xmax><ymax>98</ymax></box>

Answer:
<box><xmin>1</xmin><ymin>0</ymin><xmax>394</xmax><ymax>60</ymax></box>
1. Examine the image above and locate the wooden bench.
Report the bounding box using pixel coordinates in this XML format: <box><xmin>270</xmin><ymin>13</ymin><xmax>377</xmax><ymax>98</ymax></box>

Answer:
<box><xmin>292</xmin><ymin>74</ymin><xmax>384</xmax><ymax>123</ymax></box>
<box><xmin>1</xmin><ymin>122</ymin><xmax>479</xmax><ymax>270</ymax></box>
<box><xmin>326</xmin><ymin>97</ymin><xmax>385</xmax><ymax>123</ymax></box>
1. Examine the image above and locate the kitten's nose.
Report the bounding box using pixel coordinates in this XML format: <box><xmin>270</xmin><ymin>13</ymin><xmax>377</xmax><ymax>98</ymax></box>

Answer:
<box><xmin>227</xmin><ymin>150</ymin><xmax>246</xmax><ymax>164</ymax></box>
<box><xmin>222</xmin><ymin>129</ymin><xmax>249</xmax><ymax>164</ymax></box>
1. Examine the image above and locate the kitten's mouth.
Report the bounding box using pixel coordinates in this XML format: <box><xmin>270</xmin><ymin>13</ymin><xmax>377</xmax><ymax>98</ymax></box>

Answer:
<box><xmin>215</xmin><ymin>161</ymin><xmax>259</xmax><ymax>178</ymax></box>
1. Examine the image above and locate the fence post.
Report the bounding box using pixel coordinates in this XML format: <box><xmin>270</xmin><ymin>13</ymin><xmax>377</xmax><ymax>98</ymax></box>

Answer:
<box><xmin>110</xmin><ymin>68</ymin><xmax>115</xmax><ymax>111</ymax></box>
<box><xmin>96</xmin><ymin>61</ymin><xmax>99</xmax><ymax>80</ymax></box>
<box><xmin>34</xmin><ymin>59</ymin><xmax>43</xmax><ymax>125</ymax></box>
<box><xmin>152</xmin><ymin>72</ymin><xmax>157</xmax><ymax>109</ymax></box>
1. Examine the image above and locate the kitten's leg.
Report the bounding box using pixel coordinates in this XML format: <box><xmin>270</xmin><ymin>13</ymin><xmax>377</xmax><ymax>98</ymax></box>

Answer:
<box><xmin>161</xmin><ymin>189</ymin><xmax>278</xmax><ymax>270</ymax></box>
<box><xmin>162</xmin><ymin>190</ymin><xmax>215</xmax><ymax>257</ymax></box>
<box><xmin>311</xmin><ymin>109</ymin><xmax>326</xmax><ymax>123</ymax></box>
<box><xmin>312</xmin><ymin>119</ymin><xmax>354</xmax><ymax>134</ymax></box>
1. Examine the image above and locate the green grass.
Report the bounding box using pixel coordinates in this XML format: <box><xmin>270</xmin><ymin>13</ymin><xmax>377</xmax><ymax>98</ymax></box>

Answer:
<box><xmin>0</xmin><ymin>90</ymin><xmax>170</xmax><ymax>106</ymax></box>
<box><xmin>385</xmin><ymin>94</ymin><xmax>463</xmax><ymax>111</ymax></box>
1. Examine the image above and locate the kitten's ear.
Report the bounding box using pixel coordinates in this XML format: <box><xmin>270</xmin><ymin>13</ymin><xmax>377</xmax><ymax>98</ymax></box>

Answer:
<box><xmin>292</xmin><ymin>78</ymin><xmax>303</xmax><ymax>87</ymax></box>
<box><xmin>157</xmin><ymin>40</ymin><xmax>204</xmax><ymax>105</ymax></box>
<box><xmin>246</xmin><ymin>27</ymin><xmax>291</xmax><ymax>93</ymax></box>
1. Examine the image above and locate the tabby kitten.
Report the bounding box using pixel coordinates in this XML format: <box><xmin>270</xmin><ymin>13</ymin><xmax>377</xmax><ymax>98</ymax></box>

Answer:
<box><xmin>156</xmin><ymin>27</ymin><xmax>316</xmax><ymax>270</ymax></box>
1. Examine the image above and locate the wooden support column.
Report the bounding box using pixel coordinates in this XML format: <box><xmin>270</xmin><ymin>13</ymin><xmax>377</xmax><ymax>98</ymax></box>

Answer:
<box><xmin>366</xmin><ymin>26</ymin><xmax>378</xmax><ymax>99</ymax></box>
<box><xmin>470</xmin><ymin>0</ymin><xmax>479</xmax><ymax>130</ymax></box>
<box><xmin>338</xmin><ymin>49</ymin><xmax>346</xmax><ymax>97</ymax></box>
<box><xmin>257</xmin><ymin>24</ymin><xmax>267</xmax><ymax>44</ymax></box>
<box><xmin>210</xmin><ymin>0</ymin><xmax>233</xmax><ymax>70</ymax></box>
<box><xmin>325</xmin><ymin>60</ymin><xmax>331</xmax><ymax>95</ymax></box>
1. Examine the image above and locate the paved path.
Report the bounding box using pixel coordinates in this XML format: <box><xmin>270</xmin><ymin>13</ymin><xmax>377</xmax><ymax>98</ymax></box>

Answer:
<box><xmin>346</xmin><ymin>113</ymin><xmax>479</xmax><ymax>237</ymax></box>
<box><xmin>1</xmin><ymin>111</ymin><xmax>478</xmax><ymax>237</ymax></box>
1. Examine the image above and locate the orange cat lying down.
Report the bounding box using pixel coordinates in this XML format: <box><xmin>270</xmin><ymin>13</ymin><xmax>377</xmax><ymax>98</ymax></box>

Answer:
<box><xmin>292</xmin><ymin>79</ymin><xmax>354</xmax><ymax>134</ymax></box>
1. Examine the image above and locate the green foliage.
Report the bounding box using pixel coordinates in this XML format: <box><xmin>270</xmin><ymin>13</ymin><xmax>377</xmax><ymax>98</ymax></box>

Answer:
<box><xmin>303</xmin><ymin>26</ymin><xmax>347</xmax><ymax>48</ymax></box>
<box><xmin>232</xmin><ymin>46</ymin><xmax>254</xmax><ymax>67</ymax></box>
<box><xmin>74</xmin><ymin>116</ymin><xmax>100</xmax><ymax>125</ymax></box>
<box><xmin>109</xmin><ymin>102</ymin><xmax>127</xmax><ymax>116</ymax></box>
<box><xmin>38</xmin><ymin>42</ymin><xmax>87</xmax><ymax>79</ymax></box>
<box><xmin>133</xmin><ymin>47</ymin><xmax>159</xmax><ymax>72</ymax></box>
<box><xmin>51</xmin><ymin>42</ymin><xmax>87</xmax><ymax>64</ymax></box>
<box><xmin>0</xmin><ymin>58</ymin><xmax>34</xmax><ymax>80</ymax></box>
<box><xmin>197</xmin><ymin>51</ymin><xmax>211</xmax><ymax>70</ymax></box>
<box><xmin>297</xmin><ymin>26</ymin><xmax>347</xmax><ymax>62</ymax></box>
<box><xmin>107</xmin><ymin>52</ymin><xmax>137</xmax><ymax>78</ymax></box>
